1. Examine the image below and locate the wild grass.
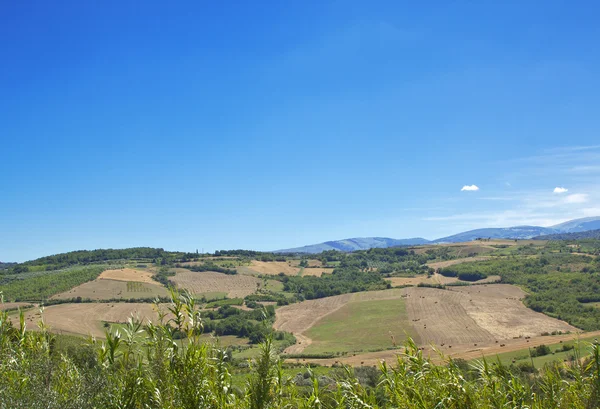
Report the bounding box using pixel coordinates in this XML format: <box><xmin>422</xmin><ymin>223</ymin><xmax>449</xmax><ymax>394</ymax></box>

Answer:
<box><xmin>2</xmin><ymin>291</ymin><xmax>600</xmax><ymax>408</ymax></box>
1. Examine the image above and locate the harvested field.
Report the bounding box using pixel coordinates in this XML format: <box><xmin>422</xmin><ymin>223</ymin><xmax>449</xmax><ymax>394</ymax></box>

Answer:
<box><xmin>239</xmin><ymin>260</ymin><xmax>334</xmax><ymax>277</ymax></box>
<box><xmin>404</xmin><ymin>285</ymin><xmax>575</xmax><ymax>346</ymax></box>
<box><xmin>98</xmin><ymin>268</ymin><xmax>155</xmax><ymax>284</ymax></box>
<box><xmin>426</xmin><ymin>257</ymin><xmax>493</xmax><ymax>270</ymax></box>
<box><xmin>386</xmin><ymin>273</ymin><xmax>459</xmax><ymax>286</ymax></box>
<box><xmin>52</xmin><ymin>279</ymin><xmax>169</xmax><ymax>300</ymax></box>
<box><xmin>170</xmin><ymin>268</ymin><xmax>261</xmax><ymax>298</ymax></box>
<box><xmin>276</xmin><ymin>284</ymin><xmax>575</xmax><ymax>357</ymax></box>
<box><xmin>0</xmin><ymin>302</ymin><xmax>34</xmax><ymax>311</ymax></box>
<box><xmin>242</xmin><ymin>261</ymin><xmax>298</xmax><ymax>276</ymax></box>
<box><xmin>386</xmin><ymin>272</ymin><xmax>499</xmax><ymax>287</ymax></box>
<box><xmin>300</xmin><ymin>268</ymin><xmax>334</xmax><ymax>277</ymax></box>
<box><xmin>13</xmin><ymin>303</ymin><xmax>160</xmax><ymax>338</ymax></box>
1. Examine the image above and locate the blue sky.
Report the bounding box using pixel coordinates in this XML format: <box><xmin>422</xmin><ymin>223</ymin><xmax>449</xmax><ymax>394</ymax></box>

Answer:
<box><xmin>2</xmin><ymin>1</ymin><xmax>600</xmax><ymax>262</ymax></box>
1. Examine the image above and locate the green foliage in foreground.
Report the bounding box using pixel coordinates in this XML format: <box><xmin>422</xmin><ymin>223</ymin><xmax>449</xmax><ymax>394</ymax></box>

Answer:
<box><xmin>3</xmin><ymin>294</ymin><xmax>600</xmax><ymax>408</ymax></box>
<box><xmin>0</xmin><ymin>265</ymin><xmax>106</xmax><ymax>301</ymax></box>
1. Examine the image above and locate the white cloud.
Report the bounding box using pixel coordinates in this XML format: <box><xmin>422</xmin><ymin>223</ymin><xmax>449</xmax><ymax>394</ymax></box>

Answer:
<box><xmin>564</xmin><ymin>193</ymin><xmax>589</xmax><ymax>204</ymax></box>
<box><xmin>553</xmin><ymin>187</ymin><xmax>568</xmax><ymax>193</ymax></box>
<box><xmin>461</xmin><ymin>185</ymin><xmax>479</xmax><ymax>192</ymax></box>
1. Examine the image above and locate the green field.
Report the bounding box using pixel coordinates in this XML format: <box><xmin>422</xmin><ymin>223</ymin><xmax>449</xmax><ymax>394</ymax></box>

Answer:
<box><xmin>304</xmin><ymin>297</ymin><xmax>417</xmax><ymax>355</ymax></box>
<box><xmin>194</xmin><ymin>291</ymin><xmax>228</xmax><ymax>300</ymax></box>
<box><xmin>483</xmin><ymin>335</ymin><xmax>600</xmax><ymax>367</ymax></box>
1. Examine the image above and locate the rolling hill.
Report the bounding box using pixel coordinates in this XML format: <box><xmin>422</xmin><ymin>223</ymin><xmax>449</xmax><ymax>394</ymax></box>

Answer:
<box><xmin>549</xmin><ymin>216</ymin><xmax>600</xmax><ymax>233</ymax></box>
<box><xmin>432</xmin><ymin>226</ymin><xmax>556</xmax><ymax>243</ymax></box>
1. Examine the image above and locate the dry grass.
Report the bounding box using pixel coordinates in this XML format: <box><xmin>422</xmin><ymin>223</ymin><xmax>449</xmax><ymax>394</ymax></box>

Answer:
<box><xmin>239</xmin><ymin>260</ymin><xmax>333</xmax><ymax>277</ymax></box>
<box><xmin>405</xmin><ymin>285</ymin><xmax>575</xmax><ymax>347</ymax></box>
<box><xmin>426</xmin><ymin>257</ymin><xmax>493</xmax><ymax>270</ymax></box>
<box><xmin>12</xmin><ymin>303</ymin><xmax>160</xmax><ymax>338</ymax></box>
<box><xmin>170</xmin><ymin>268</ymin><xmax>261</xmax><ymax>298</ymax></box>
<box><xmin>0</xmin><ymin>302</ymin><xmax>34</xmax><ymax>311</ymax></box>
<box><xmin>98</xmin><ymin>268</ymin><xmax>155</xmax><ymax>284</ymax></box>
<box><xmin>244</xmin><ymin>261</ymin><xmax>299</xmax><ymax>275</ymax></box>
<box><xmin>51</xmin><ymin>279</ymin><xmax>169</xmax><ymax>300</ymax></box>
<box><xmin>300</xmin><ymin>268</ymin><xmax>334</xmax><ymax>277</ymax></box>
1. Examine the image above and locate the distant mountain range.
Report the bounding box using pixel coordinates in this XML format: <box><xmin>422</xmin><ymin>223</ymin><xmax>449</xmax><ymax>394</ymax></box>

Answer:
<box><xmin>533</xmin><ymin>228</ymin><xmax>600</xmax><ymax>241</ymax></box>
<box><xmin>274</xmin><ymin>216</ymin><xmax>600</xmax><ymax>253</ymax></box>
<box><xmin>275</xmin><ymin>237</ymin><xmax>430</xmax><ymax>254</ymax></box>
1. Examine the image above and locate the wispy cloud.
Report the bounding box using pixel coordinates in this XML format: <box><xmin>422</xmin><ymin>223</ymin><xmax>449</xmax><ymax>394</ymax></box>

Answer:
<box><xmin>569</xmin><ymin>165</ymin><xmax>600</xmax><ymax>173</ymax></box>
<box><xmin>461</xmin><ymin>185</ymin><xmax>479</xmax><ymax>191</ymax></box>
<box><xmin>544</xmin><ymin>145</ymin><xmax>600</xmax><ymax>153</ymax></box>
<box><xmin>564</xmin><ymin>193</ymin><xmax>588</xmax><ymax>204</ymax></box>
<box><xmin>553</xmin><ymin>187</ymin><xmax>568</xmax><ymax>193</ymax></box>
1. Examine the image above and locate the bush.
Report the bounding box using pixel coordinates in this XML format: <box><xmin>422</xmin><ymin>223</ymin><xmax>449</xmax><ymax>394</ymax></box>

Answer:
<box><xmin>530</xmin><ymin>344</ymin><xmax>551</xmax><ymax>357</ymax></box>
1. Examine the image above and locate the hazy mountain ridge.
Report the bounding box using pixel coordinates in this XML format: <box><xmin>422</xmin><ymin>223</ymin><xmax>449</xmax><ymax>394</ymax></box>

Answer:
<box><xmin>275</xmin><ymin>237</ymin><xmax>431</xmax><ymax>254</ymax></box>
<box><xmin>432</xmin><ymin>226</ymin><xmax>556</xmax><ymax>243</ymax></box>
<box><xmin>533</xmin><ymin>229</ymin><xmax>600</xmax><ymax>241</ymax></box>
<box><xmin>275</xmin><ymin>216</ymin><xmax>600</xmax><ymax>253</ymax></box>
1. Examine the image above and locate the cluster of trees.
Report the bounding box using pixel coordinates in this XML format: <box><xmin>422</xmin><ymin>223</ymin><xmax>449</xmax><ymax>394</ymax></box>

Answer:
<box><xmin>279</xmin><ymin>267</ymin><xmax>390</xmax><ymax>300</ymax></box>
<box><xmin>202</xmin><ymin>305</ymin><xmax>279</xmax><ymax>344</ymax></box>
<box><xmin>312</xmin><ymin>247</ymin><xmax>450</xmax><ymax>276</ymax></box>
<box><xmin>2</xmin><ymin>292</ymin><xmax>600</xmax><ymax>408</ymax></box>
<box><xmin>444</xmin><ymin>253</ymin><xmax>600</xmax><ymax>330</ymax></box>
<box><xmin>438</xmin><ymin>268</ymin><xmax>488</xmax><ymax>281</ymax></box>
<box><xmin>152</xmin><ymin>267</ymin><xmax>176</xmax><ymax>286</ymax></box>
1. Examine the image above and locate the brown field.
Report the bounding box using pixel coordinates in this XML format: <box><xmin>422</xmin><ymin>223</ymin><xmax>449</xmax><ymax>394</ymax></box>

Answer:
<box><xmin>386</xmin><ymin>272</ymin><xmax>501</xmax><ymax>287</ymax></box>
<box><xmin>275</xmin><ymin>284</ymin><xmax>575</xmax><ymax>357</ymax></box>
<box><xmin>12</xmin><ymin>303</ymin><xmax>160</xmax><ymax>338</ymax></box>
<box><xmin>170</xmin><ymin>268</ymin><xmax>261</xmax><ymax>298</ymax></box>
<box><xmin>98</xmin><ymin>268</ymin><xmax>155</xmax><ymax>284</ymax></box>
<box><xmin>0</xmin><ymin>302</ymin><xmax>34</xmax><ymax>311</ymax></box>
<box><xmin>300</xmin><ymin>267</ymin><xmax>334</xmax><ymax>277</ymax></box>
<box><xmin>239</xmin><ymin>260</ymin><xmax>333</xmax><ymax>277</ymax></box>
<box><xmin>244</xmin><ymin>261</ymin><xmax>299</xmax><ymax>275</ymax></box>
<box><xmin>386</xmin><ymin>273</ymin><xmax>459</xmax><ymax>286</ymax></box>
<box><xmin>52</xmin><ymin>279</ymin><xmax>169</xmax><ymax>300</ymax></box>
<box><xmin>405</xmin><ymin>285</ymin><xmax>575</xmax><ymax>346</ymax></box>
<box><xmin>426</xmin><ymin>256</ymin><xmax>493</xmax><ymax>270</ymax></box>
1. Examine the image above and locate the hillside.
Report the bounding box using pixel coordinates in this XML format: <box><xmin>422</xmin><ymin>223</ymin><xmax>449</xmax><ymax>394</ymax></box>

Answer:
<box><xmin>275</xmin><ymin>237</ymin><xmax>430</xmax><ymax>254</ymax></box>
<box><xmin>4</xmin><ymin>239</ymin><xmax>600</xmax><ymax>407</ymax></box>
<box><xmin>0</xmin><ymin>262</ymin><xmax>16</xmax><ymax>270</ymax></box>
<box><xmin>534</xmin><ymin>228</ymin><xmax>600</xmax><ymax>240</ymax></box>
<box><xmin>433</xmin><ymin>226</ymin><xmax>556</xmax><ymax>243</ymax></box>
<box><xmin>549</xmin><ymin>216</ymin><xmax>600</xmax><ymax>233</ymax></box>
